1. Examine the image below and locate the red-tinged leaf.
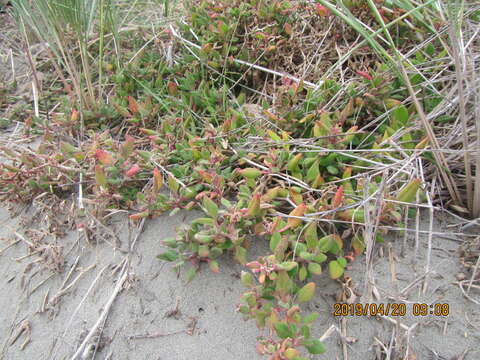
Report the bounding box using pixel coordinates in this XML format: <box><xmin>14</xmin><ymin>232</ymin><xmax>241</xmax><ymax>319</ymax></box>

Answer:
<box><xmin>332</xmin><ymin>185</ymin><xmax>344</xmax><ymax>208</ymax></box>
<box><xmin>139</xmin><ymin>128</ymin><xmax>159</xmax><ymax>136</ymax></box>
<box><xmin>352</xmin><ymin>236</ymin><xmax>365</xmax><ymax>255</ymax></box>
<box><xmin>121</xmin><ymin>135</ymin><xmax>135</xmax><ymax>158</ymax></box>
<box><xmin>246</xmin><ymin>193</ymin><xmax>261</xmax><ymax>217</ymax></box>
<box><xmin>258</xmin><ymin>272</ymin><xmax>266</xmax><ymax>284</ymax></box>
<box><xmin>209</xmin><ymin>260</ymin><xmax>220</xmax><ymax>273</ymax></box>
<box><xmin>95</xmin><ymin>149</ymin><xmax>115</xmax><ymax>166</ymax></box>
<box><xmin>256</xmin><ymin>343</ymin><xmax>266</xmax><ymax>355</ymax></box>
<box><xmin>287</xmin><ymin>203</ymin><xmax>306</xmax><ymax>228</ymax></box>
<box><xmin>198</xmin><ymin>169</ymin><xmax>214</xmax><ymax>183</ymax></box>
<box><xmin>316</xmin><ymin>4</ymin><xmax>330</xmax><ymax>16</ymax></box>
<box><xmin>128</xmin><ymin>96</ymin><xmax>139</xmax><ymax>114</ymax></box>
<box><xmin>356</xmin><ymin>70</ymin><xmax>373</xmax><ymax>81</ymax></box>
<box><xmin>253</xmin><ymin>222</ymin><xmax>265</xmax><ymax>235</ymax></box>
<box><xmin>70</xmin><ymin>109</ymin><xmax>79</xmax><ymax>122</ymax></box>
<box><xmin>283</xmin><ymin>23</ymin><xmax>293</xmax><ymax>36</ymax></box>
<box><xmin>129</xmin><ymin>211</ymin><xmax>150</xmax><ymax>220</ymax></box>
<box><xmin>201</xmin><ymin>43</ymin><xmax>213</xmax><ymax>53</ymax></box>
<box><xmin>246</xmin><ymin>261</ymin><xmax>262</xmax><ymax>270</ymax></box>
<box><xmin>126</xmin><ymin>164</ymin><xmax>140</xmax><ymax>177</ymax></box>
<box><xmin>167</xmin><ymin>81</ymin><xmax>178</xmax><ymax>95</ymax></box>
<box><xmin>95</xmin><ymin>165</ymin><xmax>107</xmax><ymax>188</ymax></box>
<box><xmin>153</xmin><ymin>168</ymin><xmax>163</xmax><ymax>192</ymax></box>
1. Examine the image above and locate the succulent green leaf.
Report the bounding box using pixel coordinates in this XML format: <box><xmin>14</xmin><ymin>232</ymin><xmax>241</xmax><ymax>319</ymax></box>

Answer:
<box><xmin>303</xmin><ymin>312</ymin><xmax>319</xmax><ymax>324</ymax></box>
<box><xmin>304</xmin><ymin>339</ymin><xmax>326</xmax><ymax>354</ymax></box>
<box><xmin>313</xmin><ymin>253</ymin><xmax>327</xmax><ymax>263</ymax></box>
<box><xmin>392</xmin><ymin>105</ymin><xmax>409</xmax><ymax>126</ymax></box>
<box><xmin>234</xmin><ymin>246</ymin><xmax>247</xmax><ymax>264</ymax></box>
<box><xmin>209</xmin><ymin>260</ymin><xmax>220</xmax><ymax>273</ymax></box>
<box><xmin>275</xmin><ymin>270</ymin><xmax>293</xmax><ymax>295</ymax></box>
<box><xmin>300</xmin><ymin>251</ymin><xmax>314</xmax><ymax>261</ymax></box>
<box><xmin>328</xmin><ymin>260</ymin><xmax>344</xmax><ymax>279</ymax></box>
<box><xmin>298</xmin><ymin>265</ymin><xmax>307</xmax><ymax>281</ymax></box>
<box><xmin>304</xmin><ymin>222</ymin><xmax>318</xmax><ymax>250</ymax></box>
<box><xmin>157</xmin><ymin>250</ymin><xmax>179</xmax><ymax>262</ymax></box>
<box><xmin>168</xmin><ymin>174</ymin><xmax>179</xmax><ymax>193</ymax></box>
<box><xmin>297</xmin><ymin>282</ymin><xmax>315</xmax><ymax>303</ymax></box>
<box><xmin>274</xmin><ymin>322</ymin><xmax>293</xmax><ymax>339</ymax></box>
<box><xmin>241</xmin><ymin>271</ymin><xmax>254</xmax><ymax>287</ymax></box>
<box><xmin>337</xmin><ymin>257</ymin><xmax>347</xmax><ymax>268</ymax></box>
<box><xmin>270</xmin><ymin>232</ymin><xmax>281</xmax><ymax>252</ymax></box>
<box><xmin>162</xmin><ymin>238</ymin><xmax>178</xmax><ymax>248</ymax></box>
<box><xmin>277</xmin><ymin>261</ymin><xmax>298</xmax><ymax>271</ymax></box>
<box><xmin>209</xmin><ymin>247</ymin><xmax>223</xmax><ymax>259</ymax></box>
<box><xmin>306</xmin><ymin>160</ymin><xmax>320</xmax><ymax>182</ymax></box>
<box><xmin>192</xmin><ymin>218</ymin><xmax>215</xmax><ymax>226</ymax></box>
<box><xmin>202</xmin><ymin>196</ymin><xmax>219</xmax><ymax>217</ymax></box>
<box><xmin>185</xmin><ymin>267</ymin><xmax>197</xmax><ymax>283</ymax></box>
<box><xmin>300</xmin><ymin>325</ymin><xmax>311</xmax><ymax>339</ymax></box>
<box><xmin>308</xmin><ymin>262</ymin><xmax>322</xmax><ymax>275</ymax></box>
<box><xmin>318</xmin><ymin>235</ymin><xmax>333</xmax><ymax>253</ymax></box>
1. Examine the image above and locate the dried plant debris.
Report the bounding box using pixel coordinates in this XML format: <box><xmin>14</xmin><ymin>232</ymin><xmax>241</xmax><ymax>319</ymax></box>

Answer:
<box><xmin>0</xmin><ymin>0</ymin><xmax>479</xmax><ymax>358</ymax></box>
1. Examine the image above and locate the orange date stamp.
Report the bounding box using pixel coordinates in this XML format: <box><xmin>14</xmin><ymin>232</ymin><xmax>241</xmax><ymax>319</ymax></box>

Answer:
<box><xmin>333</xmin><ymin>303</ymin><xmax>449</xmax><ymax>317</ymax></box>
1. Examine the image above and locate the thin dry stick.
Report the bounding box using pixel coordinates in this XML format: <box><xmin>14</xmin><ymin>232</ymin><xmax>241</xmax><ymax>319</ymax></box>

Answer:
<box><xmin>374</xmin><ymin>337</ymin><xmax>390</xmax><ymax>359</ymax></box>
<box><xmin>404</xmin><ymin>323</ymin><xmax>418</xmax><ymax>360</ymax></box>
<box><xmin>169</xmin><ymin>25</ymin><xmax>319</xmax><ymax>89</ymax></box>
<box><xmin>9</xmin><ymin>48</ymin><xmax>15</xmax><ymax>84</ymax></box>
<box><xmin>0</xmin><ymin>239</ymin><xmax>20</xmax><ymax>255</ymax></box>
<box><xmin>14</xmin><ymin>232</ymin><xmax>35</xmax><ymax>248</ymax></box>
<box><xmin>32</xmin><ymin>81</ymin><xmax>39</xmax><ymax>118</ymax></box>
<box><xmin>319</xmin><ymin>324</ymin><xmax>338</xmax><ymax>342</ymax></box>
<box><xmin>62</xmin><ymin>265</ymin><xmax>109</xmax><ymax>337</ymax></box>
<box><xmin>70</xmin><ymin>219</ymin><xmax>145</xmax><ymax>359</ymax></box>
<box><xmin>48</xmin><ymin>264</ymin><xmax>96</xmax><ymax>306</ymax></box>
<box><xmin>70</xmin><ymin>264</ymin><xmax>128</xmax><ymax>360</ymax></box>
<box><xmin>401</xmin><ymin>206</ymin><xmax>408</xmax><ymax>257</ymax></box>
<box><xmin>28</xmin><ymin>273</ymin><xmax>55</xmax><ymax>297</ymax></box>
<box><xmin>467</xmin><ymin>255</ymin><xmax>480</xmax><ymax>294</ymax></box>
<box><xmin>151</xmin><ymin>160</ymin><xmax>187</xmax><ymax>189</ymax></box>
<box><xmin>449</xmin><ymin>22</ymin><xmax>472</xmax><ymax>212</ymax></box>
<box><xmin>363</xmin><ymin>175</ymin><xmax>386</xmax><ymax>300</ymax></box>
<box><xmin>60</xmin><ymin>256</ymin><xmax>81</xmax><ymax>290</ymax></box>
<box><xmin>420</xmin><ymin>159</ymin><xmax>434</xmax><ymax>295</ymax></box>
<box><xmin>20</xmin><ymin>18</ymin><xmax>42</xmax><ymax>98</ymax></box>
<box><xmin>398</xmin><ymin>63</ymin><xmax>462</xmax><ymax>206</ymax></box>
<box><xmin>388</xmin><ymin>243</ymin><xmax>399</xmax><ymax>299</ymax></box>
<box><xmin>341</xmin><ymin>317</ymin><xmax>348</xmax><ymax>360</ymax></box>
<box><xmin>400</xmin><ymin>268</ymin><xmax>436</xmax><ymax>297</ymax></box>
<box><xmin>40</xmin><ymin>289</ymin><xmax>50</xmax><ymax>313</ymax></box>
<box><xmin>413</xmin><ymin>192</ymin><xmax>420</xmax><ymax>270</ymax></box>
<box><xmin>457</xmin><ymin>280</ymin><xmax>480</xmax><ymax>305</ymax></box>
<box><xmin>127</xmin><ymin>329</ymin><xmax>184</xmax><ymax>340</ymax></box>
<box><xmin>387</xmin><ymin>327</ymin><xmax>396</xmax><ymax>360</ymax></box>
<box><xmin>472</xmin><ymin>60</ymin><xmax>480</xmax><ymax>217</ymax></box>
<box><xmin>377</xmin><ymin>315</ymin><xmax>410</xmax><ymax>332</ymax></box>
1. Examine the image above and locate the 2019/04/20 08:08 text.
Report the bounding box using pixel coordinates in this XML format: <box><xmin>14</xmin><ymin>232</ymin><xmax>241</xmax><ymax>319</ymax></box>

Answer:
<box><xmin>333</xmin><ymin>303</ymin><xmax>450</xmax><ymax>317</ymax></box>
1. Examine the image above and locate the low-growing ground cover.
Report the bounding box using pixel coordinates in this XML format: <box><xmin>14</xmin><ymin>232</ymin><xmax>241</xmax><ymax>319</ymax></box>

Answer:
<box><xmin>0</xmin><ymin>1</ymin><xmax>479</xmax><ymax>359</ymax></box>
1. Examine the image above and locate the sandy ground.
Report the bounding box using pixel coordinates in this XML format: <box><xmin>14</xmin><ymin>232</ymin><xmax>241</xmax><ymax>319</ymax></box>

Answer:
<box><xmin>0</xmin><ymin>206</ymin><xmax>265</xmax><ymax>360</ymax></box>
<box><xmin>0</xmin><ymin>199</ymin><xmax>479</xmax><ymax>360</ymax></box>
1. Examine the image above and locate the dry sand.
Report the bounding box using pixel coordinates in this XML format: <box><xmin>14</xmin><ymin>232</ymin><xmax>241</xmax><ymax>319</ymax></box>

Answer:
<box><xmin>0</xmin><ymin>202</ymin><xmax>479</xmax><ymax>360</ymax></box>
